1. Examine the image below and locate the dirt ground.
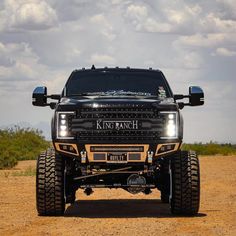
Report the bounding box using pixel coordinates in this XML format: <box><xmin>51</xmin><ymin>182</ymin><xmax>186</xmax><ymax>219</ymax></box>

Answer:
<box><xmin>0</xmin><ymin>156</ymin><xmax>235</xmax><ymax>236</ymax></box>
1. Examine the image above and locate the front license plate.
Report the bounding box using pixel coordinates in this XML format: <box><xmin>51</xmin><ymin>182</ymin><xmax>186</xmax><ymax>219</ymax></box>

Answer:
<box><xmin>107</xmin><ymin>153</ymin><xmax>127</xmax><ymax>163</ymax></box>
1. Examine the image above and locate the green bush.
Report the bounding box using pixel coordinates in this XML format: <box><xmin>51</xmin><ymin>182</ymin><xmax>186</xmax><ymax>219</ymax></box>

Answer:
<box><xmin>182</xmin><ymin>142</ymin><xmax>236</xmax><ymax>156</ymax></box>
<box><xmin>0</xmin><ymin>126</ymin><xmax>50</xmax><ymax>169</ymax></box>
<box><xmin>0</xmin><ymin>150</ymin><xmax>18</xmax><ymax>169</ymax></box>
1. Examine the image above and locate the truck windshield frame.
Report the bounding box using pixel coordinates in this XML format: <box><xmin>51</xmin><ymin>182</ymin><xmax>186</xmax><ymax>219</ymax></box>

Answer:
<box><xmin>64</xmin><ymin>71</ymin><xmax>173</xmax><ymax>97</ymax></box>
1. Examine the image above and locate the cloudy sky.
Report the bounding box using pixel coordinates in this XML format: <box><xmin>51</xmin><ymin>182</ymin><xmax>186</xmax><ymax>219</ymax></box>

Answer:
<box><xmin>0</xmin><ymin>0</ymin><xmax>235</xmax><ymax>143</ymax></box>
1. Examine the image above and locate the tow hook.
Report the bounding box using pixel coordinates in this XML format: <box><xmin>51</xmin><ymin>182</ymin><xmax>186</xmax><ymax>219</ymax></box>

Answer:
<box><xmin>84</xmin><ymin>187</ymin><xmax>93</xmax><ymax>196</ymax></box>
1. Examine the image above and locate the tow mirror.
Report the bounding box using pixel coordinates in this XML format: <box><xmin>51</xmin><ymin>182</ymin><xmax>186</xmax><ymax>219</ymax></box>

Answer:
<box><xmin>174</xmin><ymin>86</ymin><xmax>204</xmax><ymax>109</ymax></box>
<box><xmin>189</xmin><ymin>86</ymin><xmax>204</xmax><ymax>106</ymax></box>
<box><xmin>32</xmin><ymin>86</ymin><xmax>47</xmax><ymax>106</ymax></box>
<box><xmin>32</xmin><ymin>86</ymin><xmax>60</xmax><ymax>109</ymax></box>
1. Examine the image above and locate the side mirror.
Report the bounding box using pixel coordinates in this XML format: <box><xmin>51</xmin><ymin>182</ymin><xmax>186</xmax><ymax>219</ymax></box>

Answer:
<box><xmin>32</xmin><ymin>86</ymin><xmax>60</xmax><ymax>109</ymax></box>
<box><xmin>189</xmin><ymin>86</ymin><xmax>204</xmax><ymax>106</ymax></box>
<box><xmin>174</xmin><ymin>86</ymin><xmax>204</xmax><ymax>109</ymax></box>
<box><xmin>32</xmin><ymin>86</ymin><xmax>47</xmax><ymax>106</ymax></box>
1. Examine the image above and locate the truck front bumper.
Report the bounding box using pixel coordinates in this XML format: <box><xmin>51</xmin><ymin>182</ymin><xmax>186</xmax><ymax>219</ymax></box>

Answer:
<box><xmin>53</xmin><ymin>142</ymin><xmax>181</xmax><ymax>163</ymax></box>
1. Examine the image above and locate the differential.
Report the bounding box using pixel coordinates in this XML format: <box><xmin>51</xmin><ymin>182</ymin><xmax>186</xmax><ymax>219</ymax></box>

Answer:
<box><xmin>126</xmin><ymin>174</ymin><xmax>146</xmax><ymax>194</ymax></box>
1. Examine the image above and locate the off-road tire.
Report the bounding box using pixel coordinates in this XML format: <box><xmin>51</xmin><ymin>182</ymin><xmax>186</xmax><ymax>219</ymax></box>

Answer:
<box><xmin>161</xmin><ymin>193</ymin><xmax>169</xmax><ymax>203</ymax></box>
<box><xmin>159</xmin><ymin>159</ymin><xmax>170</xmax><ymax>203</ymax></box>
<box><xmin>170</xmin><ymin>150</ymin><xmax>200</xmax><ymax>215</ymax></box>
<box><xmin>36</xmin><ymin>148</ymin><xmax>65</xmax><ymax>216</ymax></box>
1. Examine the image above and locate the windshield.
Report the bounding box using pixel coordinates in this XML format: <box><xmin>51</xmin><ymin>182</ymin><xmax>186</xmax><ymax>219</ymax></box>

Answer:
<box><xmin>65</xmin><ymin>71</ymin><xmax>172</xmax><ymax>98</ymax></box>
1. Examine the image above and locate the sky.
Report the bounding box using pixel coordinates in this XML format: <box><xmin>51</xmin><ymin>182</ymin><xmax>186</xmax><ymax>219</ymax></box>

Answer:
<box><xmin>0</xmin><ymin>0</ymin><xmax>235</xmax><ymax>143</ymax></box>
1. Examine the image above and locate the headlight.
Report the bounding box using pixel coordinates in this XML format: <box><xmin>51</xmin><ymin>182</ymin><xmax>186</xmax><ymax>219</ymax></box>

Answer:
<box><xmin>160</xmin><ymin>111</ymin><xmax>178</xmax><ymax>139</ymax></box>
<box><xmin>57</xmin><ymin>112</ymin><xmax>75</xmax><ymax>139</ymax></box>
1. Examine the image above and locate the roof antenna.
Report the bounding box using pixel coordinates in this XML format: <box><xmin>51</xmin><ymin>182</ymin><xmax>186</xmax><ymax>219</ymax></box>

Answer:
<box><xmin>91</xmin><ymin>65</ymin><xmax>95</xmax><ymax>70</ymax></box>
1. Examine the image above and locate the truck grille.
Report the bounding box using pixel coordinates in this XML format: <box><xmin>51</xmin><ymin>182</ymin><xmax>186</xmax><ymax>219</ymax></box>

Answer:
<box><xmin>69</xmin><ymin>107</ymin><xmax>165</xmax><ymax>143</ymax></box>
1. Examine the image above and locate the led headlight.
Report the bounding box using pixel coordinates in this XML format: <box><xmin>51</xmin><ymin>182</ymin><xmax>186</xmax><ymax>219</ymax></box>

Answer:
<box><xmin>57</xmin><ymin>112</ymin><xmax>75</xmax><ymax>139</ymax></box>
<box><xmin>160</xmin><ymin>111</ymin><xmax>178</xmax><ymax>139</ymax></box>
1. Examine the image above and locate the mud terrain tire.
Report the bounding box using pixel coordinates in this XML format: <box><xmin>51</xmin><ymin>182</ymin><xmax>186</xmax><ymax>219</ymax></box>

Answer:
<box><xmin>161</xmin><ymin>193</ymin><xmax>169</xmax><ymax>203</ymax></box>
<box><xmin>170</xmin><ymin>150</ymin><xmax>200</xmax><ymax>215</ymax></box>
<box><xmin>159</xmin><ymin>159</ymin><xmax>170</xmax><ymax>203</ymax></box>
<box><xmin>36</xmin><ymin>148</ymin><xmax>65</xmax><ymax>216</ymax></box>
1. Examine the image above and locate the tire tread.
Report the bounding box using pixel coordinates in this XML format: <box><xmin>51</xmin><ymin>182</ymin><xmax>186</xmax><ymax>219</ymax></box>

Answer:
<box><xmin>171</xmin><ymin>150</ymin><xmax>200</xmax><ymax>215</ymax></box>
<box><xmin>36</xmin><ymin>148</ymin><xmax>65</xmax><ymax>216</ymax></box>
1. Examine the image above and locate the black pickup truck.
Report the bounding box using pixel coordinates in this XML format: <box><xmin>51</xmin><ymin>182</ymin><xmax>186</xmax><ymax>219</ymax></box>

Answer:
<box><xmin>32</xmin><ymin>66</ymin><xmax>204</xmax><ymax>216</ymax></box>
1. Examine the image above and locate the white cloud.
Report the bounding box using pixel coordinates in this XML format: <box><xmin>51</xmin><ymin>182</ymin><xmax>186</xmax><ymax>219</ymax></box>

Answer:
<box><xmin>200</xmin><ymin>13</ymin><xmax>236</xmax><ymax>33</ymax></box>
<box><xmin>215</xmin><ymin>0</ymin><xmax>236</xmax><ymax>20</ymax></box>
<box><xmin>90</xmin><ymin>14</ymin><xmax>109</xmax><ymax>25</ymax></box>
<box><xmin>164</xmin><ymin>4</ymin><xmax>202</xmax><ymax>25</ymax></box>
<box><xmin>111</xmin><ymin>0</ymin><xmax>129</xmax><ymax>5</ymax></box>
<box><xmin>174</xmin><ymin>34</ymin><xmax>228</xmax><ymax>48</ymax></box>
<box><xmin>125</xmin><ymin>3</ymin><xmax>203</xmax><ymax>34</ymax></box>
<box><xmin>215</xmin><ymin>47</ymin><xmax>236</xmax><ymax>57</ymax></box>
<box><xmin>90</xmin><ymin>14</ymin><xmax>116</xmax><ymax>40</ymax></box>
<box><xmin>0</xmin><ymin>42</ymin><xmax>39</xmax><ymax>80</ymax></box>
<box><xmin>141</xmin><ymin>18</ymin><xmax>172</xmax><ymax>33</ymax></box>
<box><xmin>126</xmin><ymin>4</ymin><xmax>172</xmax><ymax>33</ymax></box>
<box><xmin>89</xmin><ymin>53</ymin><xmax>116</xmax><ymax>65</ymax></box>
<box><xmin>126</xmin><ymin>4</ymin><xmax>148</xmax><ymax>19</ymax></box>
<box><xmin>62</xmin><ymin>46</ymin><xmax>81</xmax><ymax>64</ymax></box>
<box><xmin>165</xmin><ymin>9</ymin><xmax>187</xmax><ymax>24</ymax></box>
<box><xmin>0</xmin><ymin>41</ymin><xmax>66</xmax><ymax>95</ymax></box>
<box><xmin>0</xmin><ymin>42</ymin><xmax>15</xmax><ymax>67</ymax></box>
<box><xmin>182</xmin><ymin>52</ymin><xmax>203</xmax><ymax>69</ymax></box>
<box><xmin>125</xmin><ymin>1</ymin><xmax>236</xmax><ymax>36</ymax></box>
<box><xmin>0</xmin><ymin>0</ymin><xmax>58</xmax><ymax>31</ymax></box>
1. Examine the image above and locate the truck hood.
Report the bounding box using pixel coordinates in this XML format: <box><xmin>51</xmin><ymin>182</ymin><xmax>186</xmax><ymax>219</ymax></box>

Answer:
<box><xmin>56</xmin><ymin>96</ymin><xmax>178</xmax><ymax>111</ymax></box>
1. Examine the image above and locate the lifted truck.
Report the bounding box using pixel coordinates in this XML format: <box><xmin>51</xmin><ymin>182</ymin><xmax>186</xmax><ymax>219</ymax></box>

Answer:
<box><xmin>32</xmin><ymin>67</ymin><xmax>204</xmax><ymax>216</ymax></box>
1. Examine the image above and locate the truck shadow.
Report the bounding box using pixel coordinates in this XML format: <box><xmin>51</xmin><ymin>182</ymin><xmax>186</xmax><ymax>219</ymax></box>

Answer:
<box><xmin>65</xmin><ymin>199</ymin><xmax>206</xmax><ymax>218</ymax></box>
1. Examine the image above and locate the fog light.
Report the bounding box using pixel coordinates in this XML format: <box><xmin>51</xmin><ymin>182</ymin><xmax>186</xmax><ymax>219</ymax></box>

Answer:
<box><xmin>157</xmin><ymin>143</ymin><xmax>177</xmax><ymax>155</ymax></box>
<box><xmin>56</xmin><ymin>143</ymin><xmax>79</xmax><ymax>155</ymax></box>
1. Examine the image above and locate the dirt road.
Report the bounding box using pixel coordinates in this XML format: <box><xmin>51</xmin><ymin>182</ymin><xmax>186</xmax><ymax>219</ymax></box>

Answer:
<box><xmin>0</xmin><ymin>156</ymin><xmax>235</xmax><ymax>236</ymax></box>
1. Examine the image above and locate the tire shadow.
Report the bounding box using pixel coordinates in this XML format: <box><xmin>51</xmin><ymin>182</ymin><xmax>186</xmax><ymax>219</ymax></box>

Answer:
<box><xmin>64</xmin><ymin>199</ymin><xmax>207</xmax><ymax>218</ymax></box>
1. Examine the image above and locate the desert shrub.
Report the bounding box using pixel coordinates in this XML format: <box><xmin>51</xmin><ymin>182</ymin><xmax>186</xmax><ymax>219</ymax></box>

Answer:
<box><xmin>0</xmin><ymin>126</ymin><xmax>50</xmax><ymax>169</ymax></box>
<box><xmin>182</xmin><ymin>142</ymin><xmax>236</xmax><ymax>156</ymax></box>
<box><xmin>0</xmin><ymin>150</ymin><xmax>18</xmax><ymax>169</ymax></box>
